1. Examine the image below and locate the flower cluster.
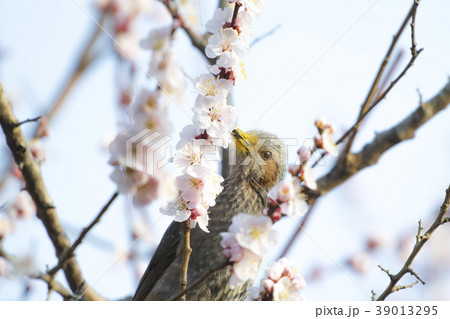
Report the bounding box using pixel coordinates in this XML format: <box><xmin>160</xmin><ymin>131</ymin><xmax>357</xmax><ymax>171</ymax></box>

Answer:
<box><xmin>164</xmin><ymin>2</ymin><xmax>263</xmax><ymax>232</ymax></box>
<box><xmin>220</xmin><ymin>213</ymin><xmax>277</xmax><ymax>287</ymax></box>
<box><xmin>265</xmin><ymin>179</ymin><xmax>308</xmax><ymax>223</ymax></box>
<box><xmin>313</xmin><ymin>117</ymin><xmax>338</xmax><ymax>156</ymax></box>
<box><xmin>108</xmin><ymin>9</ymin><xmax>189</xmax><ymax>208</ymax></box>
<box><xmin>249</xmin><ymin>258</ymin><xmax>306</xmax><ymax>301</ymax></box>
<box><xmin>97</xmin><ymin>0</ymin><xmax>153</xmax><ymax>61</ymax></box>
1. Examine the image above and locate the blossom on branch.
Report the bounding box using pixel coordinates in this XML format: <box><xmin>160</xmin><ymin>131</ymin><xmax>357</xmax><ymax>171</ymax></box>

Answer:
<box><xmin>249</xmin><ymin>257</ymin><xmax>306</xmax><ymax>301</ymax></box>
<box><xmin>221</xmin><ymin>213</ymin><xmax>277</xmax><ymax>287</ymax></box>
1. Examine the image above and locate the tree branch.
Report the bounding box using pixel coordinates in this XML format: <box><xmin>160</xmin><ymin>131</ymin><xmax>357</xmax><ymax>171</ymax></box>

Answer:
<box><xmin>169</xmin><ymin>260</ymin><xmax>230</xmax><ymax>301</ymax></box>
<box><xmin>0</xmin><ymin>11</ymin><xmax>107</xmax><ymax>190</ymax></box>
<box><xmin>0</xmin><ymin>246</ymin><xmax>81</xmax><ymax>300</ymax></box>
<box><xmin>47</xmin><ymin>191</ymin><xmax>119</xmax><ymax>276</ymax></box>
<box><xmin>311</xmin><ymin>0</ymin><xmax>422</xmax><ymax>169</ymax></box>
<box><xmin>316</xmin><ymin>79</ymin><xmax>450</xmax><ymax>196</ymax></box>
<box><xmin>0</xmin><ymin>81</ymin><xmax>104</xmax><ymax>301</ymax></box>
<box><xmin>376</xmin><ymin>184</ymin><xmax>450</xmax><ymax>300</ymax></box>
<box><xmin>161</xmin><ymin>0</ymin><xmax>214</xmax><ymax>64</ymax></box>
<box><xmin>343</xmin><ymin>0</ymin><xmax>420</xmax><ymax>156</ymax></box>
<box><xmin>178</xmin><ymin>219</ymin><xmax>193</xmax><ymax>300</ymax></box>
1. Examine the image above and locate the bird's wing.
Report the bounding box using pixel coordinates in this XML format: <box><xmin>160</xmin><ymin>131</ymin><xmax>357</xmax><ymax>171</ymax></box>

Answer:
<box><xmin>132</xmin><ymin>221</ymin><xmax>182</xmax><ymax>301</ymax></box>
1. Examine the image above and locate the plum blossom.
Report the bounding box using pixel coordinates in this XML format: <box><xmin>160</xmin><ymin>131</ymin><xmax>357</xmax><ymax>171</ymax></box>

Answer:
<box><xmin>194</xmin><ymin>73</ymin><xmax>233</xmax><ymax>98</ymax></box>
<box><xmin>7</xmin><ymin>191</ymin><xmax>36</xmax><ymax>220</ymax></box>
<box><xmin>300</xmin><ymin>167</ymin><xmax>317</xmax><ymax>191</ymax></box>
<box><xmin>229</xmin><ymin>214</ymin><xmax>277</xmax><ymax>256</ymax></box>
<box><xmin>229</xmin><ymin>0</ymin><xmax>264</xmax><ymax>17</ymax></box>
<box><xmin>163</xmin><ymin>0</ymin><xmax>263</xmax><ymax>231</ymax></box>
<box><xmin>205</xmin><ymin>7</ymin><xmax>233</xmax><ymax>34</ymax></box>
<box><xmin>266</xmin><ymin>179</ymin><xmax>308</xmax><ymax>221</ymax></box>
<box><xmin>249</xmin><ymin>258</ymin><xmax>306</xmax><ymax>301</ymax></box>
<box><xmin>192</xmin><ymin>96</ymin><xmax>236</xmax><ymax>146</ymax></box>
<box><xmin>173</xmin><ymin>140</ymin><xmax>217</xmax><ymax>178</ymax></box>
<box><xmin>314</xmin><ymin>117</ymin><xmax>338</xmax><ymax>156</ymax></box>
<box><xmin>272</xmin><ymin>276</ymin><xmax>305</xmax><ymax>301</ymax></box>
<box><xmin>321</xmin><ymin>126</ymin><xmax>338</xmax><ymax>156</ymax></box>
<box><xmin>221</xmin><ymin>213</ymin><xmax>277</xmax><ymax>288</ymax></box>
<box><xmin>228</xmin><ymin>249</ymin><xmax>262</xmax><ymax>288</ymax></box>
<box><xmin>176</xmin><ymin>172</ymin><xmax>224</xmax><ymax>209</ymax></box>
<box><xmin>140</xmin><ymin>26</ymin><xmax>171</xmax><ymax>51</ymax></box>
<box><xmin>174</xmin><ymin>0</ymin><xmax>199</xmax><ymax>30</ymax></box>
<box><xmin>205</xmin><ymin>28</ymin><xmax>247</xmax><ymax>60</ymax></box>
<box><xmin>162</xmin><ymin>197</ymin><xmax>191</xmax><ymax>223</ymax></box>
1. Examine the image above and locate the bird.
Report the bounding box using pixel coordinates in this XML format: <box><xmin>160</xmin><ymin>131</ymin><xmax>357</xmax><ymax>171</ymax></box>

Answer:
<box><xmin>132</xmin><ymin>129</ymin><xmax>286</xmax><ymax>301</ymax></box>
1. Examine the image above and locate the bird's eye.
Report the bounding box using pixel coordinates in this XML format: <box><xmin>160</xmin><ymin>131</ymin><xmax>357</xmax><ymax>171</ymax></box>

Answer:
<box><xmin>261</xmin><ymin>151</ymin><xmax>272</xmax><ymax>160</ymax></box>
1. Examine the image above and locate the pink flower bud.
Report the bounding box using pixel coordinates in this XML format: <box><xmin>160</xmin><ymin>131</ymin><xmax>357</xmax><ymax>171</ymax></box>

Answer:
<box><xmin>297</xmin><ymin>147</ymin><xmax>311</xmax><ymax>163</ymax></box>
<box><xmin>314</xmin><ymin>134</ymin><xmax>323</xmax><ymax>149</ymax></box>
<box><xmin>291</xmin><ymin>277</ymin><xmax>306</xmax><ymax>290</ymax></box>
<box><xmin>288</xmin><ymin>164</ymin><xmax>301</xmax><ymax>177</ymax></box>
<box><xmin>262</xmin><ymin>279</ymin><xmax>275</xmax><ymax>293</ymax></box>
<box><xmin>314</xmin><ymin>117</ymin><xmax>328</xmax><ymax>130</ymax></box>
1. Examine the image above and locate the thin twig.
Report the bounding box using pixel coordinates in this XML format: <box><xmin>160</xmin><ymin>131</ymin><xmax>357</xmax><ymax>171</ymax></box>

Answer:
<box><xmin>13</xmin><ymin>116</ymin><xmax>42</xmax><ymax>128</ymax></box>
<box><xmin>250</xmin><ymin>24</ymin><xmax>282</xmax><ymax>48</ymax></box>
<box><xmin>343</xmin><ymin>0</ymin><xmax>420</xmax><ymax>157</ymax></box>
<box><xmin>0</xmin><ymin>11</ymin><xmax>107</xmax><ymax>190</ymax></box>
<box><xmin>0</xmin><ymin>246</ymin><xmax>81</xmax><ymax>300</ymax></box>
<box><xmin>161</xmin><ymin>0</ymin><xmax>213</xmax><ymax>64</ymax></box>
<box><xmin>47</xmin><ymin>191</ymin><xmax>119</xmax><ymax>276</ymax></box>
<box><xmin>169</xmin><ymin>260</ymin><xmax>230</xmax><ymax>301</ymax></box>
<box><xmin>392</xmin><ymin>281</ymin><xmax>419</xmax><ymax>293</ymax></box>
<box><xmin>278</xmin><ymin>200</ymin><xmax>317</xmax><ymax>259</ymax></box>
<box><xmin>311</xmin><ymin>1</ymin><xmax>423</xmax><ymax>170</ymax></box>
<box><xmin>0</xmin><ymin>81</ymin><xmax>104</xmax><ymax>300</ymax></box>
<box><xmin>376</xmin><ymin>185</ymin><xmax>450</xmax><ymax>301</ymax></box>
<box><xmin>316</xmin><ymin>79</ymin><xmax>450</xmax><ymax>196</ymax></box>
<box><xmin>178</xmin><ymin>219</ymin><xmax>193</xmax><ymax>301</ymax></box>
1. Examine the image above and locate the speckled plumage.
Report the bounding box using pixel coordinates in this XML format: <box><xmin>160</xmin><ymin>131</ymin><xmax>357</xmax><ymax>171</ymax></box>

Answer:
<box><xmin>133</xmin><ymin>130</ymin><xmax>286</xmax><ymax>301</ymax></box>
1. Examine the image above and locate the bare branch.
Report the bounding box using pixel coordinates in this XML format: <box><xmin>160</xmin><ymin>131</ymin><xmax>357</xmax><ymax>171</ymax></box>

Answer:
<box><xmin>0</xmin><ymin>246</ymin><xmax>81</xmax><ymax>300</ymax></box>
<box><xmin>250</xmin><ymin>24</ymin><xmax>282</xmax><ymax>49</ymax></box>
<box><xmin>161</xmin><ymin>0</ymin><xmax>213</xmax><ymax>64</ymax></box>
<box><xmin>304</xmin><ymin>1</ymin><xmax>422</xmax><ymax>174</ymax></box>
<box><xmin>0</xmin><ymin>11</ymin><xmax>107</xmax><ymax>191</ymax></box>
<box><xmin>278</xmin><ymin>200</ymin><xmax>317</xmax><ymax>259</ymax></box>
<box><xmin>316</xmin><ymin>79</ymin><xmax>450</xmax><ymax>196</ymax></box>
<box><xmin>343</xmin><ymin>0</ymin><xmax>421</xmax><ymax>156</ymax></box>
<box><xmin>178</xmin><ymin>219</ymin><xmax>193</xmax><ymax>301</ymax></box>
<box><xmin>376</xmin><ymin>184</ymin><xmax>450</xmax><ymax>300</ymax></box>
<box><xmin>47</xmin><ymin>191</ymin><xmax>119</xmax><ymax>276</ymax></box>
<box><xmin>169</xmin><ymin>260</ymin><xmax>230</xmax><ymax>301</ymax></box>
<box><xmin>0</xmin><ymin>81</ymin><xmax>104</xmax><ymax>300</ymax></box>
<box><xmin>12</xmin><ymin>116</ymin><xmax>42</xmax><ymax>128</ymax></box>
<box><xmin>392</xmin><ymin>281</ymin><xmax>419</xmax><ymax>293</ymax></box>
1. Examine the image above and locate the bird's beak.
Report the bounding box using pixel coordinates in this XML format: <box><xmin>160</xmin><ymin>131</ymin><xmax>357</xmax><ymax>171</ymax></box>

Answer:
<box><xmin>232</xmin><ymin>129</ymin><xmax>252</xmax><ymax>153</ymax></box>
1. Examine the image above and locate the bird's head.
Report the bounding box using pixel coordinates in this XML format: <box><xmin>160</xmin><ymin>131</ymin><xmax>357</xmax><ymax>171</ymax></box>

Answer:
<box><xmin>231</xmin><ymin>129</ymin><xmax>286</xmax><ymax>192</ymax></box>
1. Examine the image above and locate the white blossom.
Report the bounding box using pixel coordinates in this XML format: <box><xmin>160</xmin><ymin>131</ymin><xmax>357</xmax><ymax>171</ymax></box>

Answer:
<box><xmin>140</xmin><ymin>26</ymin><xmax>172</xmax><ymax>51</ymax></box>
<box><xmin>194</xmin><ymin>73</ymin><xmax>232</xmax><ymax>98</ymax></box>
<box><xmin>321</xmin><ymin>127</ymin><xmax>338</xmax><ymax>156</ymax></box>
<box><xmin>272</xmin><ymin>276</ymin><xmax>304</xmax><ymax>301</ymax></box>
<box><xmin>173</xmin><ymin>140</ymin><xmax>217</xmax><ymax>178</ymax></box>
<box><xmin>7</xmin><ymin>191</ymin><xmax>36</xmax><ymax>220</ymax></box>
<box><xmin>205</xmin><ymin>28</ymin><xmax>247</xmax><ymax>60</ymax></box>
<box><xmin>301</xmin><ymin>167</ymin><xmax>317</xmax><ymax>190</ymax></box>
<box><xmin>229</xmin><ymin>0</ymin><xmax>264</xmax><ymax>17</ymax></box>
<box><xmin>205</xmin><ymin>7</ymin><xmax>233</xmax><ymax>34</ymax></box>
<box><xmin>228</xmin><ymin>249</ymin><xmax>262</xmax><ymax>288</ymax></box>
<box><xmin>192</xmin><ymin>96</ymin><xmax>236</xmax><ymax>146</ymax></box>
<box><xmin>162</xmin><ymin>197</ymin><xmax>191</xmax><ymax>223</ymax></box>
<box><xmin>229</xmin><ymin>213</ymin><xmax>277</xmax><ymax>256</ymax></box>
